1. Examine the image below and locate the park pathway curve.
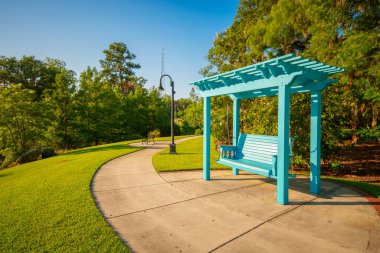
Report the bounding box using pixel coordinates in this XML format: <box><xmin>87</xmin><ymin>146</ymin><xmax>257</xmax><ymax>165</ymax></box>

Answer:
<box><xmin>92</xmin><ymin>137</ymin><xmax>380</xmax><ymax>253</ymax></box>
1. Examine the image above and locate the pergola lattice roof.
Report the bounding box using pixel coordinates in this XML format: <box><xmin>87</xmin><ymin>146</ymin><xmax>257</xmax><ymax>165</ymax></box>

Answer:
<box><xmin>190</xmin><ymin>53</ymin><xmax>344</xmax><ymax>99</ymax></box>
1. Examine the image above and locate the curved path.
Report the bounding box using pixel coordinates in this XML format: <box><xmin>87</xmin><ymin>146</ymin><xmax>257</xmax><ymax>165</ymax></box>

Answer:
<box><xmin>92</xmin><ymin>138</ymin><xmax>380</xmax><ymax>253</ymax></box>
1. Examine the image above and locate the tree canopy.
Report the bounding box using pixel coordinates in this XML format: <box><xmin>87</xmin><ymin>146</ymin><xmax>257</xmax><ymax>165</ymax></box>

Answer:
<box><xmin>201</xmin><ymin>0</ymin><xmax>379</xmax><ymax>167</ymax></box>
<box><xmin>100</xmin><ymin>42</ymin><xmax>144</xmax><ymax>94</ymax></box>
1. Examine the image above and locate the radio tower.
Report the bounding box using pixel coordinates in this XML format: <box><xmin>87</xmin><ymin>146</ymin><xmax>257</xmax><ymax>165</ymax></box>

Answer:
<box><xmin>161</xmin><ymin>47</ymin><xmax>166</xmax><ymax>86</ymax></box>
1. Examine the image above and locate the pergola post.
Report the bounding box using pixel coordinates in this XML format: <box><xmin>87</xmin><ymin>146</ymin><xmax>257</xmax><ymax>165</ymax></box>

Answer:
<box><xmin>203</xmin><ymin>96</ymin><xmax>211</xmax><ymax>180</ymax></box>
<box><xmin>277</xmin><ymin>85</ymin><xmax>290</xmax><ymax>204</ymax></box>
<box><xmin>310</xmin><ymin>90</ymin><xmax>322</xmax><ymax>194</ymax></box>
<box><xmin>232</xmin><ymin>98</ymin><xmax>240</xmax><ymax>175</ymax></box>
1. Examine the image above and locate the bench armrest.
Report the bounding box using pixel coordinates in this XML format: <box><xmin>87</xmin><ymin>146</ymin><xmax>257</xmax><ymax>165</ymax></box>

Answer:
<box><xmin>219</xmin><ymin>145</ymin><xmax>237</xmax><ymax>159</ymax></box>
<box><xmin>272</xmin><ymin>154</ymin><xmax>292</xmax><ymax>177</ymax></box>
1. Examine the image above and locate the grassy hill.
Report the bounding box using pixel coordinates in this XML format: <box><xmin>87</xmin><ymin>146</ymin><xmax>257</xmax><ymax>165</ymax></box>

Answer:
<box><xmin>0</xmin><ymin>141</ymin><xmax>142</xmax><ymax>252</ymax></box>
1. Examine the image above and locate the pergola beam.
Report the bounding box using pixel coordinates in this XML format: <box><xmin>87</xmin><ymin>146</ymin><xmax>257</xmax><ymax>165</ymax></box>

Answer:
<box><xmin>200</xmin><ymin>72</ymin><xmax>302</xmax><ymax>97</ymax></box>
<box><xmin>230</xmin><ymin>79</ymin><xmax>338</xmax><ymax>99</ymax></box>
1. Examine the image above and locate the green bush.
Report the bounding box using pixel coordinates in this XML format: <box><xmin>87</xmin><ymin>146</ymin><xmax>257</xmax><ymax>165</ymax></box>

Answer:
<box><xmin>355</xmin><ymin>127</ymin><xmax>380</xmax><ymax>143</ymax></box>
<box><xmin>149</xmin><ymin>129</ymin><xmax>161</xmax><ymax>137</ymax></box>
<box><xmin>329</xmin><ymin>161</ymin><xmax>344</xmax><ymax>175</ymax></box>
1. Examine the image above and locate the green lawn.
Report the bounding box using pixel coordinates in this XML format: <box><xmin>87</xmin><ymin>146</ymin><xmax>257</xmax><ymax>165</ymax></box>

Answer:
<box><xmin>0</xmin><ymin>141</ymin><xmax>143</xmax><ymax>252</ymax></box>
<box><xmin>154</xmin><ymin>135</ymin><xmax>194</xmax><ymax>142</ymax></box>
<box><xmin>0</xmin><ymin>135</ymin><xmax>193</xmax><ymax>252</ymax></box>
<box><xmin>152</xmin><ymin>136</ymin><xmax>228</xmax><ymax>172</ymax></box>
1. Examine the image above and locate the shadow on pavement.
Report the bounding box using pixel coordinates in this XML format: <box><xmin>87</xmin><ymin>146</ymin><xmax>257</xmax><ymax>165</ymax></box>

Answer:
<box><xmin>213</xmin><ymin>175</ymin><xmax>375</xmax><ymax>207</ymax></box>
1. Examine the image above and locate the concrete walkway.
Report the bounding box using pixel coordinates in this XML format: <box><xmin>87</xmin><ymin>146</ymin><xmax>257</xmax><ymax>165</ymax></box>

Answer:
<box><xmin>92</xmin><ymin>138</ymin><xmax>380</xmax><ymax>253</ymax></box>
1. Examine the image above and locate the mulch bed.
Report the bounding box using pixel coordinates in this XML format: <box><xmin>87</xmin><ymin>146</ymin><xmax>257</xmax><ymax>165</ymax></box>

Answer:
<box><xmin>328</xmin><ymin>142</ymin><xmax>380</xmax><ymax>184</ymax></box>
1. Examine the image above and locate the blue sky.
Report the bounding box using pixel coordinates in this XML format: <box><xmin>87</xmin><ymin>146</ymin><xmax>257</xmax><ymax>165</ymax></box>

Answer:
<box><xmin>0</xmin><ymin>0</ymin><xmax>239</xmax><ymax>98</ymax></box>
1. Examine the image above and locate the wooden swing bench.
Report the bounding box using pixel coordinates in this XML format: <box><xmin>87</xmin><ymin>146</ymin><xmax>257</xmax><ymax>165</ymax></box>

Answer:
<box><xmin>217</xmin><ymin>134</ymin><xmax>295</xmax><ymax>179</ymax></box>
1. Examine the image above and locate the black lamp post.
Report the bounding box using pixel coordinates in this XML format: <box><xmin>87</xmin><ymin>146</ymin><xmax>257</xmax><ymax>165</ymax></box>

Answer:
<box><xmin>159</xmin><ymin>74</ymin><xmax>176</xmax><ymax>154</ymax></box>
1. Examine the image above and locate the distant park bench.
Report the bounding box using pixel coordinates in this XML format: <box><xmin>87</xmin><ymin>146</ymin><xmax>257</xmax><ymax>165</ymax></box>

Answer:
<box><xmin>142</xmin><ymin>135</ymin><xmax>155</xmax><ymax>145</ymax></box>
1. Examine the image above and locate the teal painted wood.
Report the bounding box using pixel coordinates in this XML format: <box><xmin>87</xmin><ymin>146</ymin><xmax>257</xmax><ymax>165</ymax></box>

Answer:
<box><xmin>190</xmin><ymin>53</ymin><xmax>344</xmax><ymax>99</ymax></box>
<box><xmin>310</xmin><ymin>90</ymin><xmax>322</xmax><ymax>194</ymax></box>
<box><xmin>200</xmin><ymin>72</ymin><xmax>301</xmax><ymax>97</ymax></box>
<box><xmin>232</xmin><ymin>99</ymin><xmax>240</xmax><ymax>175</ymax></box>
<box><xmin>230</xmin><ymin>79</ymin><xmax>338</xmax><ymax>100</ymax></box>
<box><xmin>203</xmin><ymin>97</ymin><xmax>211</xmax><ymax>180</ymax></box>
<box><xmin>277</xmin><ymin>85</ymin><xmax>291</xmax><ymax>204</ymax></box>
<box><xmin>218</xmin><ymin>134</ymin><xmax>293</xmax><ymax>179</ymax></box>
<box><xmin>192</xmin><ymin>54</ymin><xmax>345</xmax><ymax>205</ymax></box>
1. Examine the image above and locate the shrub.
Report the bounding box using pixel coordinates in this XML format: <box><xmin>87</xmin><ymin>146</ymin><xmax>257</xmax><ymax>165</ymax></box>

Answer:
<box><xmin>330</xmin><ymin>161</ymin><xmax>344</xmax><ymax>175</ymax></box>
<box><xmin>149</xmin><ymin>129</ymin><xmax>161</xmax><ymax>137</ymax></box>
<box><xmin>355</xmin><ymin>127</ymin><xmax>380</xmax><ymax>143</ymax></box>
<box><xmin>125</xmin><ymin>134</ymin><xmax>143</xmax><ymax>140</ymax></box>
<box><xmin>41</xmin><ymin>148</ymin><xmax>56</xmax><ymax>159</ymax></box>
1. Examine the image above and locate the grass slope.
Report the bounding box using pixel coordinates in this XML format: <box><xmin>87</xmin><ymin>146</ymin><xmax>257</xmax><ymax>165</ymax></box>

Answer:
<box><xmin>152</xmin><ymin>136</ymin><xmax>228</xmax><ymax>172</ymax></box>
<box><xmin>0</xmin><ymin>141</ymin><xmax>142</xmax><ymax>252</ymax></box>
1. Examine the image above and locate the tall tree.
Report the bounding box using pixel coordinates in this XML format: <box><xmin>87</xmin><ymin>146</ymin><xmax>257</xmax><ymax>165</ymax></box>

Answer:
<box><xmin>100</xmin><ymin>42</ymin><xmax>143</xmax><ymax>94</ymax></box>
<box><xmin>45</xmin><ymin>70</ymin><xmax>76</xmax><ymax>150</ymax></box>
<box><xmin>201</xmin><ymin>0</ymin><xmax>380</xmax><ymax>166</ymax></box>
<box><xmin>76</xmin><ymin>67</ymin><xmax>122</xmax><ymax>145</ymax></box>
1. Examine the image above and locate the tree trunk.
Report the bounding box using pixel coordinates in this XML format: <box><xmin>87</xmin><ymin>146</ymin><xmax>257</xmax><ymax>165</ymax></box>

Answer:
<box><xmin>372</xmin><ymin>104</ymin><xmax>378</xmax><ymax>129</ymax></box>
<box><xmin>351</xmin><ymin>102</ymin><xmax>359</xmax><ymax>143</ymax></box>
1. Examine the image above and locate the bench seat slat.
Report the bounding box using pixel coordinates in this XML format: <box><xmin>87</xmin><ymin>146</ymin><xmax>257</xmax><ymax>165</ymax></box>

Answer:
<box><xmin>241</xmin><ymin>148</ymin><xmax>277</xmax><ymax>156</ymax></box>
<box><xmin>240</xmin><ymin>144</ymin><xmax>277</xmax><ymax>149</ymax></box>
<box><xmin>241</xmin><ymin>147</ymin><xmax>277</xmax><ymax>154</ymax></box>
<box><xmin>217</xmin><ymin>158</ymin><xmax>271</xmax><ymax>177</ymax></box>
<box><xmin>244</xmin><ymin>135</ymin><xmax>278</xmax><ymax>141</ymax></box>
<box><xmin>240</xmin><ymin>143</ymin><xmax>278</xmax><ymax>149</ymax></box>
<box><xmin>218</xmin><ymin>133</ymin><xmax>293</xmax><ymax>179</ymax></box>
<box><xmin>240</xmin><ymin>156</ymin><xmax>273</xmax><ymax>164</ymax></box>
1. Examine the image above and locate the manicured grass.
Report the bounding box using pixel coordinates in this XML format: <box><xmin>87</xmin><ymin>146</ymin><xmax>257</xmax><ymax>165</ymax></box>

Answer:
<box><xmin>154</xmin><ymin>135</ymin><xmax>194</xmax><ymax>142</ymax></box>
<box><xmin>152</xmin><ymin>136</ymin><xmax>228</xmax><ymax>172</ymax></box>
<box><xmin>323</xmin><ymin>176</ymin><xmax>380</xmax><ymax>199</ymax></box>
<box><xmin>0</xmin><ymin>140</ymin><xmax>144</xmax><ymax>252</ymax></box>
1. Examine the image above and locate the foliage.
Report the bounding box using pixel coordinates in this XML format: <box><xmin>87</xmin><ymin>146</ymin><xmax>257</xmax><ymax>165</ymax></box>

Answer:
<box><xmin>0</xmin><ymin>42</ymin><xmax>186</xmax><ymax>166</ymax></box>
<box><xmin>0</xmin><ymin>140</ymin><xmax>142</xmax><ymax>252</ymax></box>
<box><xmin>329</xmin><ymin>161</ymin><xmax>344</xmax><ymax>174</ymax></box>
<box><xmin>100</xmin><ymin>41</ymin><xmax>144</xmax><ymax>94</ymax></box>
<box><xmin>45</xmin><ymin>70</ymin><xmax>77</xmax><ymax>150</ymax></box>
<box><xmin>149</xmin><ymin>129</ymin><xmax>161</xmax><ymax>137</ymax></box>
<box><xmin>200</xmin><ymin>0</ymin><xmax>380</xmax><ymax>169</ymax></box>
<box><xmin>0</xmin><ymin>85</ymin><xmax>46</xmax><ymax>167</ymax></box>
<box><xmin>179</xmin><ymin>88</ymin><xmax>204</xmax><ymax>135</ymax></box>
<box><xmin>355</xmin><ymin>127</ymin><xmax>380</xmax><ymax>143</ymax></box>
<box><xmin>0</xmin><ymin>56</ymin><xmax>65</xmax><ymax>99</ymax></box>
<box><xmin>75</xmin><ymin>67</ymin><xmax>122</xmax><ymax>145</ymax></box>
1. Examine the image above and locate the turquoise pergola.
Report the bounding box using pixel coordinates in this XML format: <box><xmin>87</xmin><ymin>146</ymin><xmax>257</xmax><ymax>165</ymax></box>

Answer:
<box><xmin>190</xmin><ymin>53</ymin><xmax>344</xmax><ymax>204</ymax></box>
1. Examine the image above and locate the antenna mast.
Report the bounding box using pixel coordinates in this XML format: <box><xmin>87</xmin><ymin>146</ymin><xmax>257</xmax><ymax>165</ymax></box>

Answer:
<box><xmin>161</xmin><ymin>47</ymin><xmax>166</xmax><ymax>85</ymax></box>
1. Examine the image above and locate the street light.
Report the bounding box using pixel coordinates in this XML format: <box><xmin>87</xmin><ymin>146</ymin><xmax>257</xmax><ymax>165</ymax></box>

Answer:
<box><xmin>159</xmin><ymin>74</ymin><xmax>176</xmax><ymax>154</ymax></box>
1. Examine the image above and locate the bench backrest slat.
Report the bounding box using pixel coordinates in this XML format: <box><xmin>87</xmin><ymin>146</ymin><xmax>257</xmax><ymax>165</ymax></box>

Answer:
<box><xmin>236</xmin><ymin>134</ymin><xmax>292</xmax><ymax>164</ymax></box>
